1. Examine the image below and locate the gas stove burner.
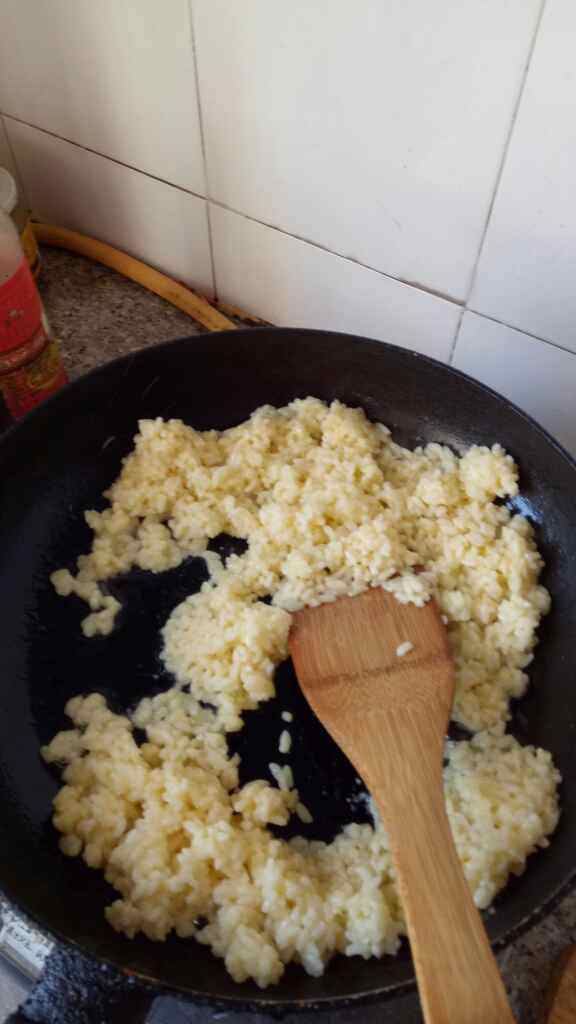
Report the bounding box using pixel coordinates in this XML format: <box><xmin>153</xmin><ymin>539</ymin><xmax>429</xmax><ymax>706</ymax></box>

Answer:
<box><xmin>0</xmin><ymin>901</ymin><xmax>52</xmax><ymax>982</ymax></box>
<box><xmin>0</xmin><ymin>900</ymin><xmax>419</xmax><ymax>1022</ymax></box>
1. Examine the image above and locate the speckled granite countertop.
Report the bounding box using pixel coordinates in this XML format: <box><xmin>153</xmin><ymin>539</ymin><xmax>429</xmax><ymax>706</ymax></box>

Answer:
<box><xmin>6</xmin><ymin>246</ymin><xmax>574</xmax><ymax>1023</ymax></box>
<box><xmin>38</xmin><ymin>247</ymin><xmax>205</xmax><ymax>380</ymax></box>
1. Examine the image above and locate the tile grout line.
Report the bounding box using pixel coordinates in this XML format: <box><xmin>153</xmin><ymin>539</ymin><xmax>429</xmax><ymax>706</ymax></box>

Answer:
<box><xmin>450</xmin><ymin>306</ymin><xmax>467</xmax><ymax>366</ymax></box>
<box><xmin>0</xmin><ymin>112</ymin><xmax>463</xmax><ymax>309</ymax></box>
<box><xmin>449</xmin><ymin>0</ymin><xmax>549</xmax><ymax>365</ymax></box>
<box><xmin>0</xmin><ymin>111</ymin><xmax>209</xmax><ymax>203</ymax></box>
<box><xmin>465</xmin><ymin>306</ymin><xmax>576</xmax><ymax>361</ymax></box>
<box><xmin>6</xmin><ymin>93</ymin><xmax>572</xmax><ymax>361</ymax></box>
<box><xmin>205</xmin><ymin>198</ymin><xmax>461</xmax><ymax>306</ymax></box>
<box><xmin>187</xmin><ymin>0</ymin><xmax>218</xmax><ymax>301</ymax></box>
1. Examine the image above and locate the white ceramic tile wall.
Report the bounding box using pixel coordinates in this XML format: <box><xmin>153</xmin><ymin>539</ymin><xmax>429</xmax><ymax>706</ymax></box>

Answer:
<box><xmin>194</xmin><ymin>0</ymin><xmax>542</xmax><ymax>301</ymax></box>
<box><xmin>0</xmin><ymin>0</ymin><xmax>205</xmax><ymax>194</ymax></box>
<box><xmin>453</xmin><ymin>312</ymin><xmax>576</xmax><ymax>457</ymax></box>
<box><xmin>5</xmin><ymin>120</ymin><xmax>213</xmax><ymax>294</ymax></box>
<box><xmin>211</xmin><ymin>205</ymin><xmax>460</xmax><ymax>360</ymax></box>
<box><xmin>470</xmin><ymin>0</ymin><xmax>576</xmax><ymax>352</ymax></box>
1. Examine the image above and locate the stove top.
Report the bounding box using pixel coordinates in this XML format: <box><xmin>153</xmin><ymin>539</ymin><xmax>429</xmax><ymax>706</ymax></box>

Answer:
<box><xmin>0</xmin><ymin>901</ymin><xmax>421</xmax><ymax>1023</ymax></box>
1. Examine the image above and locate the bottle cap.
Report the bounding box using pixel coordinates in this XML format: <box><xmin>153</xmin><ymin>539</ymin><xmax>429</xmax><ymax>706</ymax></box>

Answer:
<box><xmin>0</xmin><ymin>168</ymin><xmax>18</xmax><ymax>215</ymax></box>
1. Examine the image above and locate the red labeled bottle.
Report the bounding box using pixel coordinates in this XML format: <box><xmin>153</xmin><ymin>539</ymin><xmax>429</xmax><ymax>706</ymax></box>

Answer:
<box><xmin>0</xmin><ymin>204</ymin><xmax>67</xmax><ymax>429</ymax></box>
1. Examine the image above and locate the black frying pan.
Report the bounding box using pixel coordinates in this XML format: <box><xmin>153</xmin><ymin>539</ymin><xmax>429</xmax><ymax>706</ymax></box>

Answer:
<box><xmin>2</xmin><ymin>328</ymin><xmax>576</xmax><ymax>1022</ymax></box>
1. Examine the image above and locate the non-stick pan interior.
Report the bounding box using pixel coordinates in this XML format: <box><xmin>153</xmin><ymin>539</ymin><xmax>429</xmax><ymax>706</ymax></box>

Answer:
<box><xmin>1</xmin><ymin>328</ymin><xmax>576</xmax><ymax>1013</ymax></box>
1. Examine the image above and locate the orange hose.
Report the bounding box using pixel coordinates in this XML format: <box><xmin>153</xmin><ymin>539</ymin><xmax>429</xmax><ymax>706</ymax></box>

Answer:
<box><xmin>34</xmin><ymin>223</ymin><xmax>236</xmax><ymax>333</ymax></box>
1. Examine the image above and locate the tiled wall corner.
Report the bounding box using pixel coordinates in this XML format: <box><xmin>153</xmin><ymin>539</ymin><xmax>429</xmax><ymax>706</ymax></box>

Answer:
<box><xmin>470</xmin><ymin>0</ymin><xmax>576</xmax><ymax>353</ymax></box>
<box><xmin>195</xmin><ymin>0</ymin><xmax>542</xmax><ymax>301</ymax></box>
<box><xmin>0</xmin><ymin>0</ymin><xmax>205</xmax><ymax>194</ymax></box>
<box><xmin>453</xmin><ymin>312</ymin><xmax>576</xmax><ymax>457</ymax></box>
<box><xmin>6</xmin><ymin>121</ymin><xmax>213</xmax><ymax>295</ymax></box>
<box><xmin>211</xmin><ymin>205</ymin><xmax>460</xmax><ymax>361</ymax></box>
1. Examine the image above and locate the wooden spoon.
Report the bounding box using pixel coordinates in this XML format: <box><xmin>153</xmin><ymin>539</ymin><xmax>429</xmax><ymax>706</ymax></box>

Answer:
<box><xmin>544</xmin><ymin>946</ymin><xmax>576</xmax><ymax>1023</ymax></box>
<box><xmin>289</xmin><ymin>586</ymin><xmax>515</xmax><ymax>1024</ymax></box>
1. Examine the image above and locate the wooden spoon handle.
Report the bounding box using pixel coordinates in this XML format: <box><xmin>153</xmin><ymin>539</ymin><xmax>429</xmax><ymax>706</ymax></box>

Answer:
<box><xmin>544</xmin><ymin>946</ymin><xmax>576</xmax><ymax>1022</ymax></box>
<box><xmin>367</xmin><ymin>709</ymin><xmax>515</xmax><ymax>1024</ymax></box>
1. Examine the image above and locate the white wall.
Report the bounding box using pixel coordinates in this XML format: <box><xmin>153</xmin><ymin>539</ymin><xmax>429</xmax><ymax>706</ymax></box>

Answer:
<box><xmin>1</xmin><ymin>0</ymin><xmax>575</xmax><ymax>454</ymax></box>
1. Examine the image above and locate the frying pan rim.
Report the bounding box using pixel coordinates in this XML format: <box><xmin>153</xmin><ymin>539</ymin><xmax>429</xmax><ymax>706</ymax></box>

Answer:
<box><xmin>2</xmin><ymin>325</ymin><xmax>576</xmax><ymax>478</ymax></box>
<box><xmin>2</xmin><ymin>325</ymin><xmax>575</xmax><ymax>1014</ymax></box>
<box><xmin>4</xmin><ymin>873</ymin><xmax>576</xmax><ymax>1015</ymax></box>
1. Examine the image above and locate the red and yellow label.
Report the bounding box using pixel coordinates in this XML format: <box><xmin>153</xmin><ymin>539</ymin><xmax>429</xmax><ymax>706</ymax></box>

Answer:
<box><xmin>1</xmin><ymin>337</ymin><xmax>68</xmax><ymax>419</ymax></box>
<box><xmin>0</xmin><ymin>258</ymin><xmax>67</xmax><ymax>421</ymax></box>
<box><xmin>0</xmin><ymin>257</ymin><xmax>43</xmax><ymax>354</ymax></box>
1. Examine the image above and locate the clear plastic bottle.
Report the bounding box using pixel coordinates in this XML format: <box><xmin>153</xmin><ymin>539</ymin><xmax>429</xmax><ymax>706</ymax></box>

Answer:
<box><xmin>0</xmin><ymin>205</ymin><xmax>67</xmax><ymax>429</ymax></box>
